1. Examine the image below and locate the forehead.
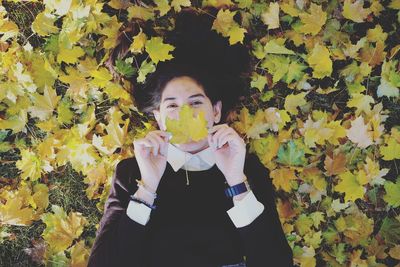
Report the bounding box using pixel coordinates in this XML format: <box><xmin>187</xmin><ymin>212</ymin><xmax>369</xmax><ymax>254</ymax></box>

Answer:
<box><xmin>161</xmin><ymin>76</ymin><xmax>205</xmax><ymax>100</ymax></box>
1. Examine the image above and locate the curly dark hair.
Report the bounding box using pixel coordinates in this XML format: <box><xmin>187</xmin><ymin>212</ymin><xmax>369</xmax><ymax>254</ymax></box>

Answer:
<box><xmin>108</xmin><ymin>7</ymin><xmax>253</xmax><ymax>123</ymax></box>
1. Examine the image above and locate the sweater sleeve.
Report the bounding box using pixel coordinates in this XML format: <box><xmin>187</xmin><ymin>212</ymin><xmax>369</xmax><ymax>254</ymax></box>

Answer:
<box><xmin>87</xmin><ymin>158</ymin><xmax>150</xmax><ymax>267</ymax></box>
<box><xmin>236</xmin><ymin>153</ymin><xmax>294</xmax><ymax>267</ymax></box>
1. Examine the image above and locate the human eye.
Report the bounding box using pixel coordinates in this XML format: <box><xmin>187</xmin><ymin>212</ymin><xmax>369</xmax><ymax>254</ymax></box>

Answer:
<box><xmin>191</xmin><ymin>101</ymin><xmax>203</xmax><ymax>106</ymax></box>
<box><xmin>167</xmin><ymin>103</ymin><xmax>177</xmax><ymax>108</ymax></box>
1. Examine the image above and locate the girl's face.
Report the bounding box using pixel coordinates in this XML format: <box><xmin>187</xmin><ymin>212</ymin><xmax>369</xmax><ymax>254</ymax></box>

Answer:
<box><xmin>152</xmin><ymin>76</ymin><xmax>222</xmax><ymax>153</ymax></box>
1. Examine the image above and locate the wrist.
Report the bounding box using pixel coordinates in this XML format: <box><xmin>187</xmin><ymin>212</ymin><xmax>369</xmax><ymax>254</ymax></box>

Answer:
<box><xmin>135</xmin><ymin>187</ymin><xmax>155</xmax><ymax>206</ymax></box>
<box><xmin>226</xmin><ymin>173</ymin><xmax>247</xmax><ymax>187</ymax></box>
<box><xmin>233</xmin><ymin>190</ymin><xmax>250</xmax><ymax>201</ymax></box>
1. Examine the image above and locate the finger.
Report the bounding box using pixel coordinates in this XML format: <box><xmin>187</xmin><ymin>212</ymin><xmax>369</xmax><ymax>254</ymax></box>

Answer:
<box><xmin>207</xmin><ymin>133</ymin><xmax>216</xmax><ymax>150</ymax></box>
<box><xmin>218</xmin><ymin>133</ymin><xmax>240</xmax><ymax>149</ymax></box>
<box><xmin>145</xmin><ymin>135</ymin><xmax>160</xmax><ymax>156</ymax></box>
<box><xmin>133</xmin><ymin>139</ymin><xmax>153</xmax><ymax>157</ymax></box>
<box><xmin>216</xmin><ymin>129</ymin><xmax>237</xmax><ymax>148</ymax></box>
<box><xmin>149</xmin><ymin>132</ymin><xmax>168</xmax><ymax>156</ymax></box>
<box><xmin>153</xmin><ymin>130</ymin><xmax>172</xmax><ymax>142</ymax></box>
<box><xmin>212</xmin><ymin>127</ymin><xmax>234</xmax><ymax>148</ymax></box>
<box><xmin>208</xmin><ymin>123</ymin><xmax>228</xmax><ymax>134</ymax></box>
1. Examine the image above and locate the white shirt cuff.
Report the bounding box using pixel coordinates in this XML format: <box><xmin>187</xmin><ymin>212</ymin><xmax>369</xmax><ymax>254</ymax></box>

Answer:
<box><xmin>226</xmin><ymin>190</ymin><xmax>265</xmax><ymax>228</ymax></box>
<box><xmin>126</xmin><ymin>192</ymin><xmax>152</xmax><ymax>226</ymax></box>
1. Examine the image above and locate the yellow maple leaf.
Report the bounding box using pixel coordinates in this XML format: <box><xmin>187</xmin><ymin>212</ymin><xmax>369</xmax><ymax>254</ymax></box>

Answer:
<box><xmin>212</xmin><ymin>9</ymin><xmax>236</xmax><ymax>36</ymax></box>
<box><xmin>346</xmin><ymin>116</ymin><xmax>373</xmax><ymax>148</ymax></box>
<box><xmin>347</xmin><ymin>93</ymin><xmax>375</xmax><ymax>116</ymax></box>
<box><xmin>127</xmin><ymin>6</ymin><xmax>155</xmax><ymax>21</ymax></box>
<box><xmin>334</xmin><ymin>171</ymin><xmax>365</xmax><ymax>202</ymax></box>
<box><xmin>307</xmin><ymin>43</ymin><xmax>332</xmax><ymax>78</ymax></box>
<box><xmin>41</xmin><ymin>205</ymin><xmax>87</xmax><ymax>253</ymax></box>
<box><xmin>342</xmin><ymin>0</ymin><xmax>371</xmax><ymax>23</ymax></box>
<box><xmin>154</xmin><ymin>0</ymin><xmax>171</xmax><ymax>16</ymax></box>
<box><xmin>284</xmin><ymin>92</ymin><xmax>308</xmax><ymax>115</ymax></box>
<box><xmin>16</xmin><ymin>149</ymin><xmax>43</xmax><ymax>181</ymax></box>
<box><xmin>57</xmin><ymin>45</ymin><xmax>85</xmax><ymax>64</ymax></box>
<box><xmin>380</xmin><ymin>128</ymin><xmax>400</xmax><ymax>160</ymax></box>
<box><xmin>261</xmin><ymin>2</ymin><xmax>280</xmax><ymax>30</ymax></box>
<box><xmin>145</xmin><ymin>37</ymin><xmax>175</xmax><ymax>64</ymax></box>
<box><xmin>70</xmin><ymin>240</ymin><xmax>90</xmax><ymax>267</ymax></box>
<box><xmin>31</xmin><ymin>11</ymin><xmax>59</xmax><ymax>36</ymax></box>
<box><xmin>270</xmin><ymin>167</ymin><xmax>297</xmax><ymax>192</ymax></box>
<box><xmin>28</xmin><ymin>85</ymin><xmax>61</xmax><ymax>121</ymax></box>
<box><xmin>228</xmin><ymin>24</ymin><xmax>247</xmax><ymax>45</ymax></box>
<box><xmin>298</xmin><ymin>3</ymin><xmax>327</xmax><ymax>35</ymax></box>
<box><xmin>165</xmin><ymin>104</ymin><xmax>208</xmax><ymax>144</ymax></box>
<box><xmin>129</xmin><ymin>28</ymin><xmax>147</xmax><ymax>53</ymax></box>
<box><xmin>171</xmin><ymin>0</ymin><xmax>191</xmax><ymax>12</ymax></box>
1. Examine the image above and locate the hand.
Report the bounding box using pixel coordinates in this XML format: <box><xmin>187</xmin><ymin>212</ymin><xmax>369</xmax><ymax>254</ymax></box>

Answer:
<box><xmin>207</xmin><ymin>124</ymin><xmax>247</xmax><ymax>187</ymax></box>
<box><xmin>133</xmin><ymin>130</ymin><xmax>172</xmax><ymax>192</ymax></box>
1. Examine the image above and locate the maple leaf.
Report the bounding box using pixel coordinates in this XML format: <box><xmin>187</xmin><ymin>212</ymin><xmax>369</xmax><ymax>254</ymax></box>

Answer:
<box><xmin>324</xmin><ymin>152</ymin><xmax>347</xmax><ymax>176</ymax></box>
<box><xmin>307</xmin><ymin>43</ymin><xmax>332</xmax><ymax>78</ymax></box>
<box><xmin>16</xmin><ymin>149</ymin><xmax>43</xmax><ymax>181</ymax></box>
<box><xmin>41</xmin><ymin>205</ymin><xmax>87</xmax><ymax>253</ymax></box>
<box><xmin>127</xmin><ymin>6</ymin><xmax>155</xmax><ymax>21</ymax></box>
<box><xmin>342</xmin><ymin>0</ymin><xmax>371</xmax><ymax>23</ymax></box>
<box><xmin>346</xmin><ymin>116</ymin><xmax>373</xmax><ymax>148</ymax></box>
<box><xmin>129</xmin><ymin>28</ymin><xmax>147</xmax><ymax>53</ymax></box>
<box><xmin>383</xmin><ymin>178</ymin><xmax>400</xmax><ymax>208</ymax></box>
<box><xmin>31</xmin><ymin>11</ymin><xmax>59</xmax><ymax>36</ymax></box>
<box><xmin>145</xmin><ymin>37</ymin><xmax>175</xmax><ymax>64</ymax></box>
<box><xmin>70</xmin><ymin>240</ymin><xmax>90</xmax><ymax>267</ymax></box>
<box><xmin>298</xmin><ymin>3</ymin><xmax>327</xmax><ymax>35</ymax></box>
<box><xmin>28</xmin><ymin>85</ymin><xmax>61</xmax><ymax>121</ymax></box>
<box><xmin>334</xmin><ymin>171</ymin><xmax>365</xmax><ymax>202</ymax></box>
<box><xmin>171</xmin><ymin>0</ymin><xmax>191</xmax><ymax>12</ymax></box>
<box><xmin>261</xmin><ymin>2</ymin><xmax>280</xmax><ymax>29</ymax></box>
<box><xmin>154</xmin><ymin>0</ymin><xmax>171</xmax><ymax>16</ymax></box>
<box><xmin>277</xmin><ymin>140</ymin><xmax>307</xmax><ymax>166</ymax></box>
<box><xmin>165</xmin><ymin>104</ymin><xmax>208</xmax><ymax>144</ymax></box>
<box><xmin>270</xmin><ymin>167</ymin><xmax>297</xmax><ymax>192</ymax></box>
<box><xmin>284</xmin><ymin>92</ymin><xmax>308</xmax><ymax>115</ymax></box>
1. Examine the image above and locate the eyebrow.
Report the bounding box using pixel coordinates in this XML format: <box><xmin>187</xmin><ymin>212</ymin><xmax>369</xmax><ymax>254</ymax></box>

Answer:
<box><xmin>162</xmin><ymin>93</ymin><xmax>205</xmax><ymax>103</ymax></box>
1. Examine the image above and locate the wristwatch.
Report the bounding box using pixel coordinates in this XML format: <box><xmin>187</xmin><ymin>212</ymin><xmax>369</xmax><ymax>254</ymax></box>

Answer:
<box><xmin>224</xmin><ymin>179</ymin><xmax>251</xmax><ymax>198</ymax></box>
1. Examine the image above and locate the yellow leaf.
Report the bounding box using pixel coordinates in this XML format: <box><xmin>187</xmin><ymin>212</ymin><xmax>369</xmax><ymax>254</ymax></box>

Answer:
<box><xmin>343</xmin><ymin>0</ymin><xmax>371</xmax><ymax>23</ymax></box>
<box><xmin>261</xmin><ymin>2</ymin><xmax>280</xmax><ymax>30</ymax></box>
<box><xmin>389</xmin><ymin>245</ymin><xmax>400</xmax><ymax>260</ymax></box>
<box><xmin>380</xmin><ymin>128</ymin><xmax>400</xmax><ymax>160</ymax></box>
<box><xmin>284</xmin><ymin>92</ymin><xmax>307</xmax><ymax>115</ymax></box>
<box><xmin>28</xmin><ymin>85</ymin><xmax>61</xmax><ymax>121</ymax></box>
<box><xmin>57</xmin><ymin>45</ymin><xmax>85</xmax><ymax>64</ymax></box>
<box><xmin>43</xmin><ymin>0</ymin><xmax>72</xmax><ymax>16</ymax></box>
<box><xmin>334</xmin><ymin>171</ymin><xmax>365</xmax><ymax>202</ymax></box>
<box><xmin>347</xmin><ymin>93</ymin><xmax>375</xmax><ymax>116</ymax></box>
<box><xmin>129</xmin><ymin>28</ymin><xmax>147</xmax><ymax>53</ymax></box>
<box><xmin>90</xmin><ymin>67</ymin><xmax>113</xmax><ymax>88</ymax></box>
<box><xmin>346</xmin><ymin>116</ymin><xmax>373</xmax><ymax>148</ymax></box>
<box><xmin>0</xmin><ymin>20</ymin><xmax>19</xmax><ymax>41</ymax></box>
<box><xmin>127</xmin><ymin>5</ymin><xmax>155</xmax><ymax>21</ymax></box>
<box><xmin>16</xmin><ymin>149</ymin><xmax>43</xmax><ymax>181</ymax></box>
<box><xmin>108</xmin><ymin>0</ymin><xmax>132</xmax><ymax>9</ymax></box>
<box><xmin>145</xmin><ymin>37</ymin><xmax>175</xmax><ymax>64</ymax></box>
<box><xmin>307</xmin><ymin>43</ymin><xmax>332</xmax><ymax>78</ymax></box>
<box><xmin>228</xmin><ymin>24</ymin><xmax>247</xmax><ymax>45</ymax></box>
<box><xmin>171</xmin><ymin>0</ymin><xmax>191</xmax><ymax>12</ymax></box>
<box><xmin>298</xmin><ymin>3</ymin><xmax>327</xmax><ymax>35</ymax></box>
<box><xmin>165</xmin><ymin>104</ymin><xmax>208</xmax><ymax>144</ymax></box>
<box><xmin>31</xmin><ymin>11</ymin><xmax>59</xmax><ymax>36</ymax></box>
<box><xmin>70</xmin><ymin>240</ymin><xmax>90</xmax><ymax>267</ymax></box>
<box><xmin>270</xmin><ymin>167</ymin><xmax>297</xmax><ymax>192</ymax></box>
<box><xmin>154</xmin><ymin>0</ymin><xmax>171</xmax><ymax>16</ymax></box>
<box><xmin>41</xmin><ymin>205</ymin><xmax>87</xmax><ymax>253</ymax></box>
<box><xmin>211</xmin><ymin>9</ymin><xmax>236</xmax><ymax>37</ymax></box>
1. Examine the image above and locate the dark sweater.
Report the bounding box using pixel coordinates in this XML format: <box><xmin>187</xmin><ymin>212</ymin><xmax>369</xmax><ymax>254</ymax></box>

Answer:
<box><xmin>87</xmin><ymin>152</ymin><xmax>293</xmax><ymax>267</ymax></box>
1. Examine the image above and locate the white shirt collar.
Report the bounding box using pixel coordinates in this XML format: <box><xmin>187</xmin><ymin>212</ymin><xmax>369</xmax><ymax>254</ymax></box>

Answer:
<box><xmin>167</xmin><ymin>142</ymin><xmax>215</xmax><ymax>172</ymax></box>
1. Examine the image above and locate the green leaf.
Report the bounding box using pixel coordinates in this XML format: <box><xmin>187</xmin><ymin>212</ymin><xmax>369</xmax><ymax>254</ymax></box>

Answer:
<box><xmin>115</xmin><ymin>59</ymin><xmax>136</xmax><ymax>78</ymax></box>
<box><xmin>379</xmin><ymin>217</ymin><xmax>400</xmax><ymax>246</ymax></box>
<box><xmin>383</xmin><ymin>178</ymin><xmax>400</xmax><ymax>208</ymax></box>
<box><xmin>277</xmin><ymin>140</ymin><xmax>307</xmax><ymax>166</ymax></box>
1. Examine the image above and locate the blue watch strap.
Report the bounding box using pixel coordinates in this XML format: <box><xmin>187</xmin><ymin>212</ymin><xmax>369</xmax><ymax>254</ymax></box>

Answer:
<box><xmin>224</xmin><ymin>180</ymin><xmax>250</xmax><ymax>198</ymax></box>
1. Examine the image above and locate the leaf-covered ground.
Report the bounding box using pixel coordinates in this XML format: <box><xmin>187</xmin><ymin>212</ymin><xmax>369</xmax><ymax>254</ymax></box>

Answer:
<box><xmin>0</xmin><ymin>0</ymin><xmax>400</xmax><ymax>266</ymax></box>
